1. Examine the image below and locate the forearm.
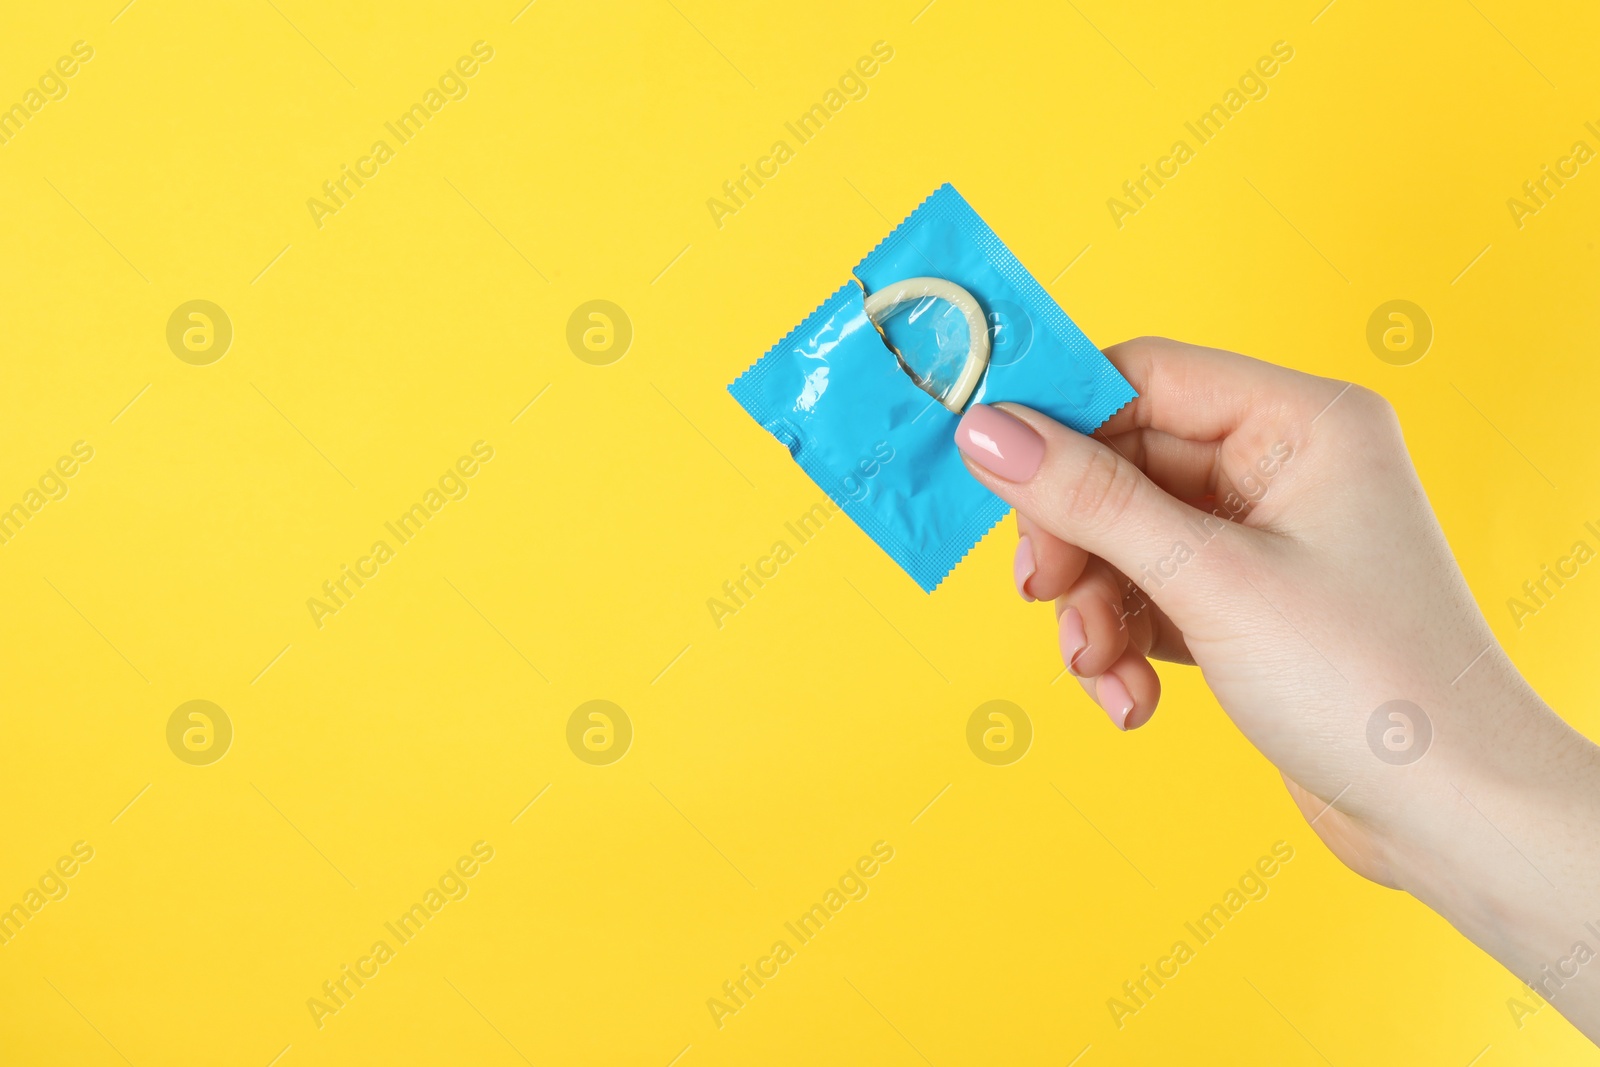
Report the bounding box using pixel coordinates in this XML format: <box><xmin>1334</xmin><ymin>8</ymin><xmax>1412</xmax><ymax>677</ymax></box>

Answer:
<box><xmin>1384</xmin><ymin>667</ymin><xmax>1600</xmax><ymax>1040</ymax></box>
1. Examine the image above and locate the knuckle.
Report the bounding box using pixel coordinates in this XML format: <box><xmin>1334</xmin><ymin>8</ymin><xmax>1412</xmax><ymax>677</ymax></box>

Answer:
<box><xmin>1345</xmin><ymin>383</ymin><xmax>1395</xmax><ymax>420</ymax></box>
<box><xmin>1065</xmin><ymin>446</ymin><xmax>1138</xmax><ymax>527</ymax></box>
<box><xmin>1104</xmin><ymin>334</ymin><xmax>1175</xmax><ymax>358</ymax></box>
<box><xmin>1322</xmin><ymin>382</ymin><xmax>1403</xmax><ymax>444</ymax></box>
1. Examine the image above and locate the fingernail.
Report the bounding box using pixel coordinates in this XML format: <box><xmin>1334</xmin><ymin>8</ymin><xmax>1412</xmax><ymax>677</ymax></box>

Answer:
<box><xmin>1059</xmin><ymin>607</ymin><xmax>1086</xmax><ymax>669</ymax></box>
<box><xmin>1013</xmin><ymin>536</ymin><xmax>1036</xmax><ymax>601</ymax></box>
<box><xmin>1097</xmin><ymin>673</ymin><xmax>1135</xmax><ymax>731</ymax></box>
<box><xmin>955</xmin><ymin>404</ymin><xmax>1045</xmax><ymax>482</ymax></box>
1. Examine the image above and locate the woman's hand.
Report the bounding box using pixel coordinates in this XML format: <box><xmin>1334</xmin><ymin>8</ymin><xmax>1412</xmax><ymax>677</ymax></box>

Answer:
<box><xmin>955</xmin><ymin>336</ymin><xmax>1600</xmax><ymax>1040</ymax></box>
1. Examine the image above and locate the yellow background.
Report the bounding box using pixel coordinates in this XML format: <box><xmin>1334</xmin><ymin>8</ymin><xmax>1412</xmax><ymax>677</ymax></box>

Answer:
<box><xmin>2</xmin><ymin>0</ymin><xmax>1597</xmax><ymax>1063</ymax></box>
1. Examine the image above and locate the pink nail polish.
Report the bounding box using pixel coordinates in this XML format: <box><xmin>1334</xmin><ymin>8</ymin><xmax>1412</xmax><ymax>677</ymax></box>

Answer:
<box><xmin>955</xmin><ymin>404</ymin><xmax>1045</xmax><ymax>482</ymax></box>
<box><xmin>1014</xmin><ymin>536</ymin><xmax>1036</xmax><ymax>601</ymax></box>
<box><xmin>1097</xmin><ymin>674</ymin><xmax>1135</xmax><ymax>730</ymax></box>
<box><xmin>1059</xmin><ymin>607</ymin><xmax>1086</xmax><ymax>669</ymax></box>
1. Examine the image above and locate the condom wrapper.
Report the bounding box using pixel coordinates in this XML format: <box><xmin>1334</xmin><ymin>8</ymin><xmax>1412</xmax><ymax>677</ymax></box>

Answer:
<box><xmin>728</xmin><ymin>183</ymin><xmax>1136</xmax><ymax>592</ymax></box>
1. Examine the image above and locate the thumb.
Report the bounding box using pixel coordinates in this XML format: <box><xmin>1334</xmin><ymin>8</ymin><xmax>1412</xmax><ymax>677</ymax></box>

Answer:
<box><xmin>954</xmin><ymin>401</ymin><xmax>1246</xmax><ymax>612</ymax></box>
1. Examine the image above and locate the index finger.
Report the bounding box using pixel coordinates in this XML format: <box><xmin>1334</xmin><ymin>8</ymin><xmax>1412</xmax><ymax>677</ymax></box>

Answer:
<box><xmin>1097</xmin><ymin>336</ymin><xmax>1337</xmax><ymax>442</ymax></box>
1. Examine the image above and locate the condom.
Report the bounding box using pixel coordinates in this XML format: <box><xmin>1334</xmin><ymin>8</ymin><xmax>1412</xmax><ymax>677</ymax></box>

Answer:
<box><xmin>728</xmin><ymin>183</ymin><xmax>1136</xmax><ymax>592</ymax></box>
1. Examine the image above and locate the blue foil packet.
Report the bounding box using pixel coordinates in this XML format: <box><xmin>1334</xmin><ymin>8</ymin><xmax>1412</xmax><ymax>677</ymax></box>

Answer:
<box><xmin>728</xmin><ymin>183</ymin><xmax>1136</xmax><ymax>592</ymax></box>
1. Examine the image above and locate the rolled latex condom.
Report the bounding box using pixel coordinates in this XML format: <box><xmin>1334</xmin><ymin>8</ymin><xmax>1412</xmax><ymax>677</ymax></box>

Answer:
<box><xmin>862</xmin><ymin>276</ymin><xmax>991</xmax><ymax>413</ymax></box>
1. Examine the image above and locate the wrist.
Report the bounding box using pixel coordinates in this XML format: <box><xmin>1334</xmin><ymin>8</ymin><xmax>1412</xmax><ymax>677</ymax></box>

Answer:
<box><xmin>1376</xmin><ymin>662</ymin><xmax>1600</xmax><ymax>1007</ymax></box>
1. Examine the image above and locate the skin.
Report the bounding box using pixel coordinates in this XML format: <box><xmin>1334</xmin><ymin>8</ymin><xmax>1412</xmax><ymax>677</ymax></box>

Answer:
<box><xmin>957</xmin><ymin>336</ymin><xmax>1600</xmax><ymax>1041</ymax></box>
